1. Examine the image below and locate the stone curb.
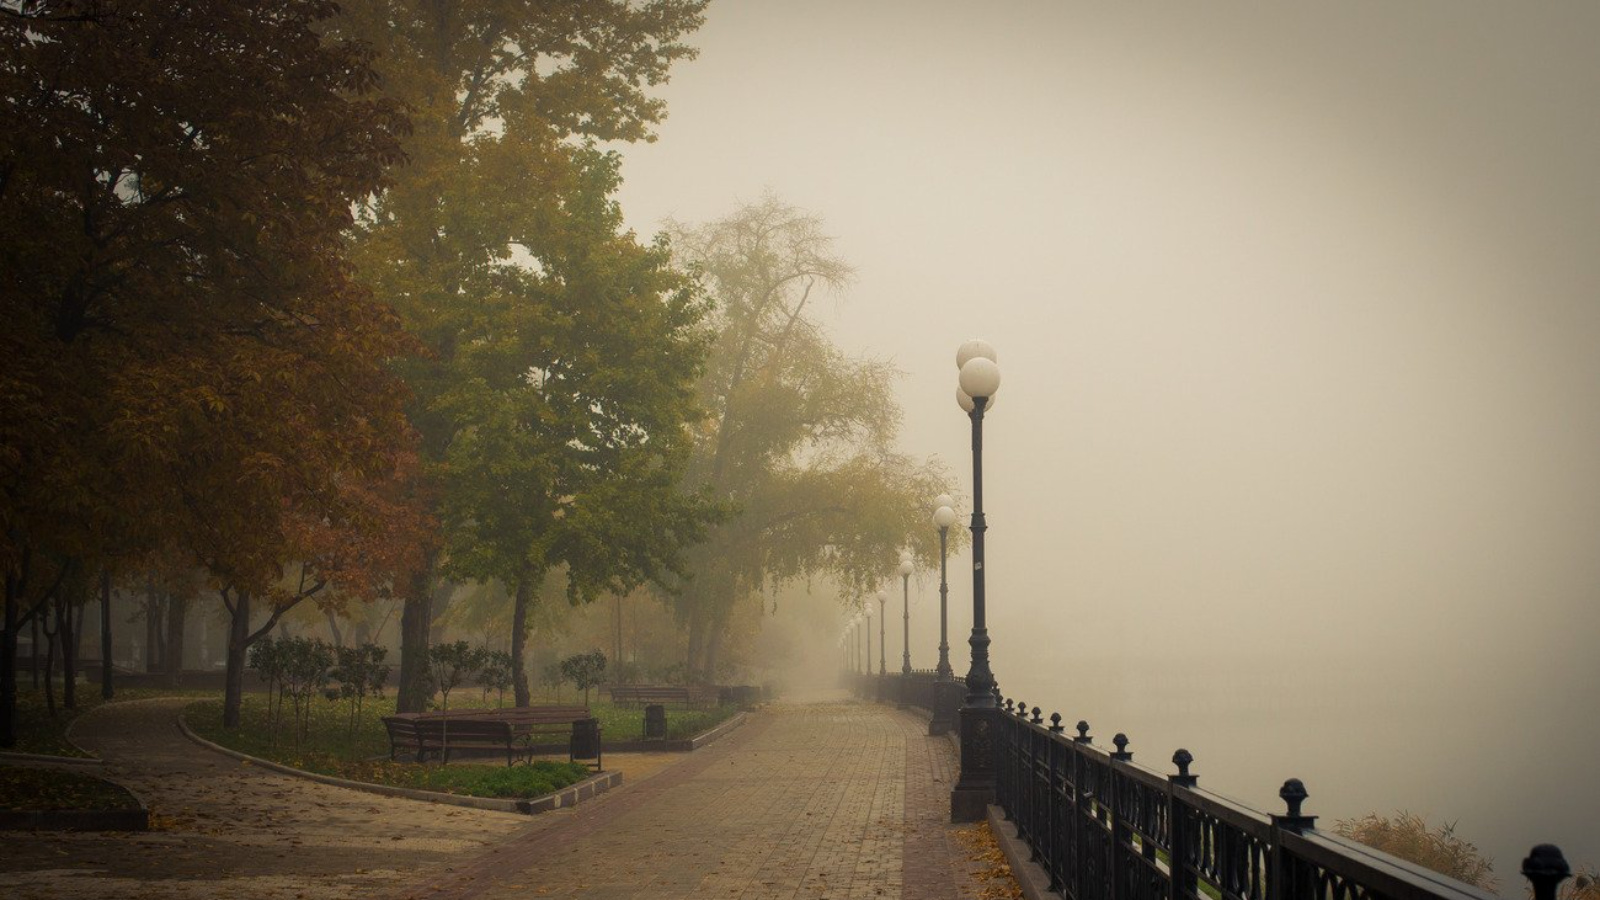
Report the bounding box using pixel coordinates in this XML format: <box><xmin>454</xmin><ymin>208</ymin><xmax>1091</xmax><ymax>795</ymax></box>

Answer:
<box><xmin>0</xmin><ymin>806</ymin><xmax>149</xmax><ymax>832</ymax></box>
<box><xmin>472</xmin><ymin>710</ymin><xmax>749</xmax><ymax>757</ymax></box>
<box><xmin>986</xmin><ymin>804</ymin><xmax>1059</xmax><ymax>900</ymax></box>
<box><xmin>0</xmin><ymin>750</ymin><xmax>104</xmax><ymax>766</ymax></box>
<box><xmin>176</xmin><ymin>708</ymin><xmax>622</xmax><ymax>816</ymax></box>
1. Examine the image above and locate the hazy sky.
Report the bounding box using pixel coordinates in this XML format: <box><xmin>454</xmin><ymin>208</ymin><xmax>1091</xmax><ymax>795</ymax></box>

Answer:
<box><xmin>611</xmin><ymin>1</ymin><xmax>1600</xmax><ymax>874</ymax></box>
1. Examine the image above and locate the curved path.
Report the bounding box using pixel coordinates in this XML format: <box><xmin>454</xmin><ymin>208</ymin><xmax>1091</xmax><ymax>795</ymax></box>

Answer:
<box><xmin>4</xmin><ymin>693</ymin><xmax>1002</xmax><ymax>900</ymax></box>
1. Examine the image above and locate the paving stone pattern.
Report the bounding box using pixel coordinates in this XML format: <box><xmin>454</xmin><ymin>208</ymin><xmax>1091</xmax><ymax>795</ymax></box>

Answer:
<box><xmin>3</xmin><ymin>693</ymin><xmax>1004</xmax><ymax>900</ymax></box>
<box><xmin>412</xmin><ymin>698</ymin><xmax>992</xmax><ymax>900</ymax></box>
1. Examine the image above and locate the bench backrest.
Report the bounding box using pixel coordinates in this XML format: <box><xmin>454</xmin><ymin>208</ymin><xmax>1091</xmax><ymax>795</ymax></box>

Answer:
<box><xmin>415</xmin><ymin>718</ymin><xmax>514</xmax><ymax>742</ymax></box>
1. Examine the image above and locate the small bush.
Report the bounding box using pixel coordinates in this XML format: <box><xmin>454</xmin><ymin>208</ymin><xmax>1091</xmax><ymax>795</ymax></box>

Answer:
<box><xmin>1564</xmin><ymin>868</ymin><xmax>1600</xmax><ymax>900</ymax></box>
<box><xmin>1334</xmin><ymin>811</ymin><xmax>1495</xmax><ymax>890</ymax></box>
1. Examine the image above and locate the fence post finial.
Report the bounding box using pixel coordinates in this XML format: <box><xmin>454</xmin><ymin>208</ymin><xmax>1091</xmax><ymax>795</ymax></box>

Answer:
<box><xmin>1273</xmin><ymin>778</ymin><xmax>1316</xmax><ymax>832</ymax></box>
<box><xmin>1075</xmin><ymin>720</ymin><xmax>1092</xmax><ymax>744</ymax></box>
<box><xmin>1112</xmin><ymin>733</ymin><xmax>1132</xmax><ymax>761</ymax></box>
<box><xmin>1523</xmin><ymin>845</ymin><xmax>1571</xmax><ymax>900</ymax></box>
<box><xmin>1049</xmin><ymin>712</ymin><xmax>1064</xmax><ymax>734</ymax></box>
<box><xmin>1031</xmin><ymin>706</ymin><xmax>1043</xmax><ymax>725</ymax></box>
<box><xmin>1172</xmin><ymin>748</ymin><xmax>1196</xmax><ymax>786</ymax></box>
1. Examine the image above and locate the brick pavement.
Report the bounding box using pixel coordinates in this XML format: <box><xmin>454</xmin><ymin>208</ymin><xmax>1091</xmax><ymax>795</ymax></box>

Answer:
<box><xmin>410</xmin><ymin>694</ymin><xmax>999</xmax><ymax>900</ymax></box>
<box><xmin>3</xmin><ymin>693</ymin><xmax>1008</xmax><ymax>900</ymax></box>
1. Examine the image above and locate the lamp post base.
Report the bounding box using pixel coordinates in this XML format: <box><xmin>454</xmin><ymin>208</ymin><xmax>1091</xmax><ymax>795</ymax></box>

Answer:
<box><xmin>950</xmin><ymin>704</ymin><xmax>998</xmax><ymax>822</ymax></box>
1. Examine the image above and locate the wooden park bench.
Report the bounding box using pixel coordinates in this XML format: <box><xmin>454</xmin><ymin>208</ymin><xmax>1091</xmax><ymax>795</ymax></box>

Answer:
<box><xmin>415</xmin><ymin>717</ymin><xmax>523</xmax><ymax>766</ymax></box>
<box><xmin>604</xmin><ymin>684</ymin><xmax>714</xmax><ymax>707</ymax></box>
<box><xmin>383</xmin><ymin>705</ymin><xmax>596</xmax><ymax>768</ymax></box>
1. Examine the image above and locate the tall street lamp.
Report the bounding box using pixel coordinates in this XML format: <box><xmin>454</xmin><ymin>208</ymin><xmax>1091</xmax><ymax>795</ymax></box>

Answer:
<box><xmin>932</xmin><ymin>495</ymin><xmax>957</xmax><ymax>679</ymax></box>
<box><xmin>951</xmin><ymin>338</ymin><xmax>1000</xmax><ymax>822</ymax></box>
<box><xmin>864</xmin><ymin>606</ymin><xmax>872</xmax><ymax>677</ymax></box>
<box><xmin>898</xmin><ymin>557</ymin><xmax>914</xmax><ymax>675</ymax></box>
<box><xmin>876</xmin><ymin>590</ymin><xmax>888</xmax><ymax>677</ymax></box>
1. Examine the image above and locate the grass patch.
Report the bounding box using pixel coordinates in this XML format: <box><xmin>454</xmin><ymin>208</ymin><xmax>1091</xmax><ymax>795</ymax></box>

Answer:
<box><xmin>0</xmin><ymin>764</ymin><xmax>141</xmax><ymax>812</ymax></box>
<box><xmin>319</xmin><ymin>758</ymin><xmax>591</xmax><ymax>799</ymax></box>
<box><xmin>590</xmin><ymin>701</ymin><xmax>740</xmax><ymax>742</ymax></box>
<box><xmin>184</xmin><ymin>690</ymin><xmax>741</xmax><ymax>798</ymax></box>
<box><xmin>8</xmin><ymin>685</ymin><xmax>220</xmax><ymax>758</ymax></box>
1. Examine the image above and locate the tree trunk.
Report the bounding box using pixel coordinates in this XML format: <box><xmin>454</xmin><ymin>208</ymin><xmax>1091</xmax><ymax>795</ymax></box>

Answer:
<box><xmin>99</xmin><ymin>569</ymin><xmax>113</xmax><ymax>700</ymax></box>
<box><xmin>144</xmin><ymin>579</ymin><xmax>162</xmax><ymax>673</ymax></box>
<box><xmin>58</xmin><ymin>588</ymin><xmax>76</xmax><ymax>711</ymax></box>
<box><xmin>2</xmin><ymin>572</ymin><xmax>19</xmax><ymax>747</ymax></box>
<box><xmin>395</xmin><ymin>566</ymin><xmax>433</xmax><ymax>714</ymax></box>
<box><xmin>42</xmin><ymin>605</ymin><xmax>56</xmax><ymax>717</ymax></box>
<box><xmin>165</xmin><ymin>593</ymin><xmax>187</xmax><ymax>686</ymax></box>
<box><xmin>704</xmin><ymin>622</ymin><xmax>723</xmax><ymax>685</ymax></box>
<box><xmin>510</xmin><ymin>571</ymin><xmax>532</xmax><ymax>707</ymax></box>
<box><xmin>223</xmin><ymin>590</ymin><xmax>250</xmax><ymax>728</ymax></box>
<box><xmin>323</xmin><ymin>608</ymin><xmax>343</xmax><ymax>647</ymax></box>
<box><xmin>73</xmin><ymin>597</ymin><xmax>86</xmax><ymax>670</ymax></box>
<box><xmin>685</xmin><ymin>604</ymin><xmax>704</xmax><ymax>681</ymax></box>
<box><xmin>29</xmin><ymin>614</ymin><xmax>38</xmax><ymax>688</ymax></box>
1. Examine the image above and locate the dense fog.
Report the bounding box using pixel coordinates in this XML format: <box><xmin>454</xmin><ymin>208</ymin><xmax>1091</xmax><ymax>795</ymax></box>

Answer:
<box><xmin>620</xmin><ymin>2</ymin><xmax>1600</xmax><ymax>880</ymax></box>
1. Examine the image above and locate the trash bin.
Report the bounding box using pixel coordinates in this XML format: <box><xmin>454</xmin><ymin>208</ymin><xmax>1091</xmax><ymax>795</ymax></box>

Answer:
<box><xmin>570</xmin><ymin>717</ymin><xmax>602</xmax><ymax>770</ymax></box>
<box><xmin>644</xmin><ymin>703</ymin><xmax>667</xmax><ymax>740</ymax></box>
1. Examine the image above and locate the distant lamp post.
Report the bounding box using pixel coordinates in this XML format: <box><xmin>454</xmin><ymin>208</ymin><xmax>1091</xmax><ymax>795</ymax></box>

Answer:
<box><xmin>865</xmin><ymin>607</ymin><xmax>873</xmax><ymax>676</ymax></box>
<box><xmin>875</xmin><ymin>590</ymin><xmax>888</xmax><ymax>676</ymax></box>
<box><xmin>951</xmin><ymin>338</ymin><xmax>1001</xmax><ymax>822</ymax></box>
<box><xmin>933</xmin><ymin>497</ymin><xmax>957</xmax><ymax>679</ymax></box>
<box><xmin>898</xmin><ymin>558</ymin><xmax>915</xmax><ymax>676</ymax></box>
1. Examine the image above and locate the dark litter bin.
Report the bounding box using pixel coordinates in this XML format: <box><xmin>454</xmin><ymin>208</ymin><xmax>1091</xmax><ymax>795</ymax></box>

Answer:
<box><xmin>570</xmin><ymin>717</ymin><xmax>602</xmax><ymax>770</ymax></box>
<box><xmin>644</xmin><ymin>703</ymin><xmax>667</xmax><ymax>740</ymax></box>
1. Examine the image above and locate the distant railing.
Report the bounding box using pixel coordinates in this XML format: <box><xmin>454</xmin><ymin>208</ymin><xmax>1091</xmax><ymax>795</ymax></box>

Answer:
<box><xmin>848</xmin><ymin>675</ymin><xmax>1578</xmax><ymax>900</ymax></box>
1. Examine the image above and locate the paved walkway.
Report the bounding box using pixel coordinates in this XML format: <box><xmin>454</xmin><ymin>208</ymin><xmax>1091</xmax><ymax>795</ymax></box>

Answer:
<box><xmin>3</xmin><ymin>693</ymin><xmax>1012</xmax><ymax>900</ymax></box>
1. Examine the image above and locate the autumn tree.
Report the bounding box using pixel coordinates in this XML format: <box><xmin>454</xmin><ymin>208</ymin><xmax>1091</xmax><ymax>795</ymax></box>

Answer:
<box><xmin>0</xmin><ymin>1</ymin><xmax>417</xmax><ymax>742</ymax></box>
<box><xmin>331</xmin><ymin>0</ymin><xmax>712</xmax><ymax>711</ymax></box>
<box><xmin>663</xmin><ymin>197</ymin><xmax>958</xmax><ymax>679</ymax></box>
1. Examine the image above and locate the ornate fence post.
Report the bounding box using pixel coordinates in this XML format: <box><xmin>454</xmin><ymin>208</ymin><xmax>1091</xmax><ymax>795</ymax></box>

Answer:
<box><xmin>1073</xmin><ymin>721</ymin><xmax>1093</xmax><ymax>900</ymax></box>
<box><xmin>1269</xmin><ymin>779</ymin><xmax>1317</xmax><ymax>900</ymax></box>
<box><xmin>1523</xmin><ymin>845</ymin><xmax>1571</xmax><ymax>900</ymax></box>
<box><xmin>1047</xmin><ymin>712</ymin><xmax>1067</xmax><ymax>893</ymax></box>
<box><xmin>1169</xmin><ymin>750</ymin><xmax>1198</xmax><ymax>900</ymax></box>
<box><xmin>1029</xmin><ymin>706</ymin><xmax>1046</xmax><ymax>863</ymax></box>
<box><xmin>1108</xmin><ymin>734</ymin><xmax>1133</xmax><ymax>900</ymax></box>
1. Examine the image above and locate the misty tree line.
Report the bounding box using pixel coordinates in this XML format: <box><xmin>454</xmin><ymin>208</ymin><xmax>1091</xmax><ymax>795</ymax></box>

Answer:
<box><xmin>0</xmin><ymin>0</ymin><xmax>956</xmax><ymax>748</ymax></box>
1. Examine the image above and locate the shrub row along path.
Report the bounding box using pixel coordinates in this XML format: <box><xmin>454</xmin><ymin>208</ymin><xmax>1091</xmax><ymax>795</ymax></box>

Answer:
<box><xmin>3</xmin><ymin>691</ymin><xmax>1006</xmax><ymax>900</ymax></box>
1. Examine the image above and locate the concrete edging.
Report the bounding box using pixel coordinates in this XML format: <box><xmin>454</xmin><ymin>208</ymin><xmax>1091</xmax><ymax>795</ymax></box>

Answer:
<box><xmin>986</xmin><ymin>804</ymin><xmax>1059</xmax><ymax>900</ymax></box>
<box><xmin>514</xmin><ymin>710</ymin><xmax>749</xmax><ymax>756</ymax></box>
<box><xmin>0</xmin><ymin>750</ymin><xmax>104</xmax><ymax>766</ymax></box>
<box><xmin>176</xmin><ymin>708</ymin><xmax>622</xmax><ymax>816</ymax></box>
<box><xmin>0</xmin><ymin>806</ymin><xmax>149</xmax><ymax>832</ymax></box>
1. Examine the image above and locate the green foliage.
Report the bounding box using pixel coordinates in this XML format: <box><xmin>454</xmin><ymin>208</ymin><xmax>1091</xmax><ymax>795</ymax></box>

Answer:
<box><xmin>331</xmin><ymin>643</ymin><xmax>389</xmax><ymax>753</ymax></box>
<box><xmin>1334</xmin><ymin>811</ymin><xmax>1496</xmax><ymax>890</ymax></box>
<box><xmin>476</xmin><ymin>650</ymin><xmax>515</xmax><ymax>708</ymax></box>
<box><xmin>353</xmin><ymin>760</ymin><xmax>591</xmax><ymax>800</ymax></box>
<box><xmin>328</xmin><ymin>0</ymin><xmax>716</xmax><ymax>712</ymax></box>
<box><xmin>426</xmin><ymin>641</ymin><xmax>487</xmax><ymax>712</ymax></box>
<box><xmin>663</xmin><ymin>197</ymin><xmax>960</xmax><ymax>676</ymax></box>
<box><xmin>251</xmin><ymin>636</ymin><xmax>336</xmax><ymax>752</ymax></box>
<box><xmin>186</xmin><ymin>697</ymin><xmax>587</xmax><ymax>799</ymax></box>
<box><xmin>0</xmin><ymin>764</ymin><xmax>141</xmax><ymax>812</ymax></box>
<box><xmin>558</xmin><ymin>651</ymin><xmax>609</xmax><ymax>705</ymax></box>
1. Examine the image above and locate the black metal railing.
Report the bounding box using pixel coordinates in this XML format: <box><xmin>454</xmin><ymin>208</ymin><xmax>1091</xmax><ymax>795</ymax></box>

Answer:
<box><xmin>842</xmin><ymin>671</ymin><xmax>1577</xmax><ymax>900</ymax></box>
<box><xmin>987</xmin><ymin>698</ymin><xmax>1572</xmax><ymax>900</ymax></box>
<box><xmin>848</xmin><ymin>670</ymin><xmax>966</xmax><ymax>735</ymax></box>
